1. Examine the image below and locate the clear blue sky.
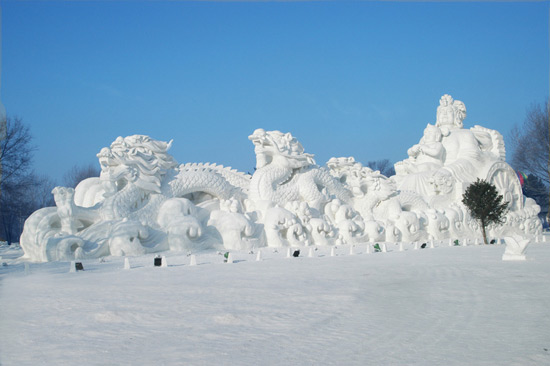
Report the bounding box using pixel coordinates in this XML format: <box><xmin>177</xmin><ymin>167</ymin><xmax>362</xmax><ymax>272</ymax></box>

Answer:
<box><xmin>3</xmin><ymin>0</ymin><xmax>549</xmax><ymax>183</ymax></box>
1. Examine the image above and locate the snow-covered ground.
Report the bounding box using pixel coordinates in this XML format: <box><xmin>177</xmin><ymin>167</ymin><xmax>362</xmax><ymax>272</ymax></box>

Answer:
<box><xmin>1</xmin><ymin>240</ymin><xmax>549</xmax><ymax>366</ymax></box>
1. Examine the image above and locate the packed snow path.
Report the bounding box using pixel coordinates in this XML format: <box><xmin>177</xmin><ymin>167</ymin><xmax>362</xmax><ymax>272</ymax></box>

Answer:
<box><xmin>1</xmin><ymin>242</ymin><xmax>549</xmax><ymax>365</ymax></box>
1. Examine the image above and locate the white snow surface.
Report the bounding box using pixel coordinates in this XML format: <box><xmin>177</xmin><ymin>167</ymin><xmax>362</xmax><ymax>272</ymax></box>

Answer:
<box><xmin>1</xmin><ymin>240</ymin><xmax>550</xmax><ymax>366</ymax></box>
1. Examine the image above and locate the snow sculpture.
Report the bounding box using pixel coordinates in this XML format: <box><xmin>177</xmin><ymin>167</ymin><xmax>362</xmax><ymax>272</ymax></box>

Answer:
<box><xmin>502</xmin><ymin>235</ymin><xmax>530</xmax><ymax>261</ymax></box>
<box><xmin>399</xmin><ymin>124</ymin><xmax>445</xmax><ymax>174</ymax></box>
<box><xmin>326</xmin><ymin>157</ymin><xmax>424</xmax><ymax>242</ymax></box>
<box><xmin>248</xmin><ymin>128</ymin><xmax>353</xmax><ymax>247</ymax></box>
<box><xmin>51</xmin><ymin>187</ymin><xmax>78</xmax><ymax>235</ymax></box>
<box><xmin>20</xmin><ymin>95</ymin><xmax>542</xmax><ymax>262</ymax></box>
<box><xmin>395</xmin><ymin>95</ymin><xmax>518</xmax><ymax>210</ymax></box>
<box><xmin>248</xmin><ymin>128</ymin><xmax>350</xmax><ymax>210</ymax></box>
<box><xmin>207</xmin><ymin>198</ymin><xmax>257</xmax><ymax>251</ymax></box>
<box><xmin>393</xmin><ymin>94</ymin><xmax>541</xmax><ymax>238</ymax></box>
<box><xmin>21</xmin><ymin>135</ymin><xmax>251</xmax><ymax>261</ymax></box>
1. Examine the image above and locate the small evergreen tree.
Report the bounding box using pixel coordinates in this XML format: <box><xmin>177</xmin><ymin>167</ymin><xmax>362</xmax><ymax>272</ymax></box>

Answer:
<box><xmin>462</xmin><ymin>179</ymin><xmax>509</xmax><ymax>244</ymax></box>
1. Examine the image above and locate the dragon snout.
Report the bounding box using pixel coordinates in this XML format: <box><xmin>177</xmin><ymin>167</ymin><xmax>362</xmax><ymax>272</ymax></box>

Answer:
<box><xmin>248</xmin><ymin>128</ymin><xmax>266</xmax><ymax>142</ymax></box>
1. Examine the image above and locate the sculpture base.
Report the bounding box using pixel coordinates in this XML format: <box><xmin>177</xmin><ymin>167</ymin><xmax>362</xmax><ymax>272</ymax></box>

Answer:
<box><xmin>502</xmin><ymin>254</ymin><xmax>526</xmax><ymax>261</ymax></box>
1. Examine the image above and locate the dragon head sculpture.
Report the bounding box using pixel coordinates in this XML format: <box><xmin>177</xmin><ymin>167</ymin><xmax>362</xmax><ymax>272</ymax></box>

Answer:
<box><xmin>97</xmin><ymin>135</ymin><xmax>178</xmax><ymax>196</ymax></box>
<box><xmin>248</xmin><ymin>129</ymin><xmax>315</xmax><ymax>170</ymax></box>
<box><xmin>327</xmin><ymin>157</ymin><xmax>396</xmax><ymax>200</ymax></box>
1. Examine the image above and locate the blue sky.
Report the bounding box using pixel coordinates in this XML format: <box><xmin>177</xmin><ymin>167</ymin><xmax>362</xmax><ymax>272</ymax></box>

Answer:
<box><xmin>3</xmin><ymin>1</ymin><xmax>549</xmax><ymax>182</ymax></box>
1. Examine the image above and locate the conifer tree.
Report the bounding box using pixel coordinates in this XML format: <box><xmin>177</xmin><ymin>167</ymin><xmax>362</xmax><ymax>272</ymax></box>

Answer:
<box><xmin>462</xmin><ymin>179</ymin><xmax>509</xmax><ymax>244</ymax></box>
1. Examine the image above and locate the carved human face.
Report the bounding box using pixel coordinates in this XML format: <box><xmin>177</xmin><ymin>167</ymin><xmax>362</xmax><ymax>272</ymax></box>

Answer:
<box><xmin>424</xmin><ymin>126</ymin><xmax>441</xmax><ymax>142</ymax></box>
<box><xmin>429</xmin><ymin>170</ymin><xmax>454</xmax><ymax>195</ymax></box>
<box><xmin>437</xmin><ymin>105</ymin><xmax>455</xmax><ymax>126</ymax></box>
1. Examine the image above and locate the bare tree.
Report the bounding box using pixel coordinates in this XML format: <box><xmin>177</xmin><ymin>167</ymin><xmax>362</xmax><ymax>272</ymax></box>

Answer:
<box><xmin>0</xmin><ymin>117</ymin><xmax>34</xmax><ymax>197</ymax></box>
<box><xmin>62</xmin><ymin>163</ymin><xmax>100</xmax><ymax>188</ymax></box>
<box><xmin>510</xmin><ymin>101</ymin><xmax>549</xmax><ymax>185</ymax></box>
<box><xmin>367</xmin><ymin>159</ymin><xmax>396</xmax><ymax>177</ymax></box>
<box><xmin>0</xmin><ymin>117</ymin><xmax>54</xmax><ymax>244</ymax></box>
<box><xmin>0</xmin><ymin>116</ymin><xmax>6</xmax><ymax>200</ymax></box>
<box><xmin>0</xmin><ymin>173</ymin><xmax>55</xmax><ymax>244</ymax></box>
<box><xmin>30</xmin><ymin>174</ymin><xmax>56</xmax><ymax>208</ymax></box>
<box><xmin>510</xmin><ymin>100</ymin><xmax>550</xmax><ymax>222</ymax></box>
<box><xmin>522</xmin><ymin>173</ymin><xmax>548</xmax><ymax>223</ymax></box>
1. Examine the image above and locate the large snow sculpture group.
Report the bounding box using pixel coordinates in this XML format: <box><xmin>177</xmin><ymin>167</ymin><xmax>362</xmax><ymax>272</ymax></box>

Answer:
<box><xmin>20</xmin><ymin>95</ymin><xmax>542</xmax><ymax>261</ymax></box>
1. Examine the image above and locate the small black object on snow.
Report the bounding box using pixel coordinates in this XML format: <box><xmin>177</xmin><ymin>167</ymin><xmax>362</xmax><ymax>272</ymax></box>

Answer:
<box><xmin>420</xmin><ymin>243</ymin><xmax>427</xmax><ymax>249</ymax></box>
<box><xmin>154</xmin><ymin>256</ymin><xmax>162</xmax><ymax>267</ymax></box>
<box><xmin>293</xmin><ymin>250</ymin><xmax>300</xmax><ymax>257</ymax></box>
<box><xmin>75</xmin><ymin>262</ymin><xmax>84</xmax><ymax>271</ymax></box>
<box><xmin>490</xmin><ymin>239</ymin><xmax>496</xmax><ymax>244</ymax></box>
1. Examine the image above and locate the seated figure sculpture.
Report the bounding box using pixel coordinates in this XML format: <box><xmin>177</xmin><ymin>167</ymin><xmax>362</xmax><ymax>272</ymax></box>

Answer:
<box><xmin>397</xmin><ymin>124</ymin><xmax>445</xmax><ymax>174</ymax></box>
<box><xmin>394</xmin><ymin>94</ymin><xmax>539</xmax><ymax>238</ymax></box>
<box><xmin>395</xmin><ymin>94</ymin><xmax>499</xmax><ymax>202</ymax></box>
